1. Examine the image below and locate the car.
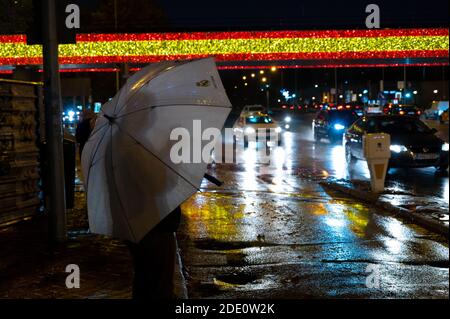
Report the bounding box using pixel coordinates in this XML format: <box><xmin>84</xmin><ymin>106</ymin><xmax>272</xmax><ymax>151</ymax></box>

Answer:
<box><xmin>336</xmin><ymin>102</ymin><xmax>364</xmax><ymax>116</ymax></box>
<box><xmin>233</xmin><ymin>112</ymin><xmax>282</xmax><ymax>148</ymax></box>
<box><xmin>364</xmin><ymin>104</ymin><xmax>383</xmax><ymax>114</ymax></box>
<box><xmin>305</xmin><ymin>102</ymin><xmax>322</xmax><ymax>113</ymax></box>
<box><xmin>241</xmin><ymin>105</ymin><xmax>265</xmax><ymax>117</ymax></box>
<box><xmin>384</xmin><ymin>104</ymin><xmax>422</xmax><ymax>117</ymax></box>
<box><xmin>344</xmin><ymin>115</ymin><xmax>449</xmax><ymax>171</ymax></box>
<box><xmin>312</xmin><ymin>108</ymin><xmax>361</xmax><ymax>143</ymax></box>
<box><xmin>281</xmin><ymin>114</ymin><xmax>292</xmax><ymax>131</ymax></box>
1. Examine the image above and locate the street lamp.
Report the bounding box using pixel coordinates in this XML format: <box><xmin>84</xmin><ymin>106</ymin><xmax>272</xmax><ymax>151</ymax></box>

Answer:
<box><xmin>433</xmin><ymin>89</ymin><xmax>439</xmax><ymax>94</ymax></box>
<box><xmin>242</xmin><ymin>76</ymin><xmax>247</xmax><ymax>80</ymax></box>
<box><xmin>261</xmin><ymin>77</ymin><xmax>267</xmax><ymax>83</ymax></box>
<box><xmin>251</xmin><ymin>73</ymin><xmax>255</xmax><ymax>78</ymax></box>
<box><xmin>260</xmin><ymin>70</ymin><xmax>265</xmax><ymax>75</ymax></box>
<box><xmin>271</xmin><ymin>66</ymin><xmax>277</xmax><ymax>72</ymax></box>
<box><xmin>314</xmin><ymin>84</ymin><xmax>319</xmax><ymax>88</ymax></box>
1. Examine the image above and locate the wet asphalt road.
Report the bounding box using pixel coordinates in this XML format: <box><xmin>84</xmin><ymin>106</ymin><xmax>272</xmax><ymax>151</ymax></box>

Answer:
<box><xmin>178</xmin><ymin>113</ymin><xmax>449</xmax><ymax>299</ymax></box>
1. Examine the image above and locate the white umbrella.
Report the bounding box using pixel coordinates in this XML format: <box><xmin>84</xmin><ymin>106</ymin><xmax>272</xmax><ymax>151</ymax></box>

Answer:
<box><xmin>81</xmin><ymin>58</ymin><xmax>232</xmax><ymax>243</ymax></box>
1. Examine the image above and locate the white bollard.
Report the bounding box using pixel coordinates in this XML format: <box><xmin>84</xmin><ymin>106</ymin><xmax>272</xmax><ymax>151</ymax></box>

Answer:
<box><xmin>363</xmin><ymin>133</ymin><xmax>391</xmax><ymax>193</ymax></box>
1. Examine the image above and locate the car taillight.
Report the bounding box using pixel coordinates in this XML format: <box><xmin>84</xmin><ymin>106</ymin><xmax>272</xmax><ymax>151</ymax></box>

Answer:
<box><xmin>290</xmin><ymin>106</ymin><xmax>294</xmax><ymax>110</ymax></box>
<box><xmin>417</xmin><ymin>111</ymin><xmax>421</xmax><ymax>115</ymax></box>
<box><xmin>282</xmin><ymin>105</ymin><xmax>287</xmax><ymax>109</ymax></box>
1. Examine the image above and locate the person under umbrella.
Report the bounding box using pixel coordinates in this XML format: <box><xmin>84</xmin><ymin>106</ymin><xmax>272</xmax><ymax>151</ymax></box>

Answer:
<box><xmin>81</xmin><ymin>58</ymin><xmax>232</xmax><ymax>299</ymax></box>
<box><xmin>75</xmin><ymin>109</ymin><xmax>96</xmax><ymax>158</ymax></box>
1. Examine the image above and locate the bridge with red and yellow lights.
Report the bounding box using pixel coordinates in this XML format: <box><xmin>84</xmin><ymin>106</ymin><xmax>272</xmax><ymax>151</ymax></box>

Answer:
<box><xmin>0</xmin><ymin>28</ymin><xmax>448</xmax><ymax>73</ymax></box>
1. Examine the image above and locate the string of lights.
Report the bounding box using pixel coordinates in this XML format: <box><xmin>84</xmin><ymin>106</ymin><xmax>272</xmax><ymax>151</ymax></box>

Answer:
<box><xmin>0</xmin><ymin>29</ymin><xmax>447</xmax><ymax>67</ymax></box>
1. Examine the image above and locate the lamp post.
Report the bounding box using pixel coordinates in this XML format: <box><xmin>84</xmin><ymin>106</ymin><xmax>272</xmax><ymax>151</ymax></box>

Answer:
<box><xmin>42</xmin><ymin>0</ymin><xmax>67</xmax><ymax>244</ymax></box>
<box><xmin>261</xmin><ymin>76</ymin><xmax>269</xmax><ymax>111</ymax></box>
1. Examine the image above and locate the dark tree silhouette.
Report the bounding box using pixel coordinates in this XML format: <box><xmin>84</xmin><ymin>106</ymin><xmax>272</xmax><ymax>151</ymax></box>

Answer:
<box><xmin>0</xmin><ymin>0</ymin><xmax>33</xmax><ymax>34</ymax></box>
<box><xmin>0</xmin><ymin>0</ymin><xmax>168</xmax><ymax>34</ymax></box>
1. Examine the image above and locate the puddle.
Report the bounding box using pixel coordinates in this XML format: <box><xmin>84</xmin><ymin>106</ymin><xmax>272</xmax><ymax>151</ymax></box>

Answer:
<box><xmin>194</xmin><ymin>239</ymin><xmax>276</xmax><ymax>251</ymax></box>
<box><xmin>401</xmin><ymin>260</ymin><xmax>450</xmax><ymax>269</ymax></box>
<box><xmin>214</xmin><ymin>273</ymin><xmax>259</xmax><ymax>286</ymax></box>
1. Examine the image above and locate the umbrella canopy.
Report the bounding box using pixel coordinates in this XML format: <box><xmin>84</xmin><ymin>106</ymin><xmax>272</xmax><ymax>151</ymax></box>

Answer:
<box><xmin>81</xmin><ymin>58</ymin><xmax>232</xmax><ymax>243</ymax></box>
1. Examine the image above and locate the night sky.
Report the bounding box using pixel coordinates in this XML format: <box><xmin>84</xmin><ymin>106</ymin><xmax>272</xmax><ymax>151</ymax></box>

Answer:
<box><xmin>157</xmin><ymin>0</ymin><xmax>449</xmax><ymax>30</ymax></box>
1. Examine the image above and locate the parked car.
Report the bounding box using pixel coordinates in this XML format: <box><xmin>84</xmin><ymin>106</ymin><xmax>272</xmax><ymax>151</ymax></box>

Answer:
<box><xmin>344</xmin><ymin>115</ymin><xmax>449</xmax><ymax>171</ymax></box>
<box><xmin>312</xmin><ymin>108</ymin><xmax>360</xmax><ymax>143</ymax></box>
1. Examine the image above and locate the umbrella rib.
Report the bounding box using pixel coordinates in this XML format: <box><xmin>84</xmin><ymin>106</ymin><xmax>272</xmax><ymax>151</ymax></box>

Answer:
<box><xmin>112</xmin><ymin>122</ymin><xmax>201</xmax><ymax>193</ymax></box>
<box><xmin>112</xmin><ymin>83</ymin><xmax>126</xmax><ymax>115</ymax></box>
<box><xmin>109</xmin><ymin>124</ymin><xmax>138</xmax><ymax>243</ymax></box>
<box><xmin>115</xmin><ymin>103</ymin><xmax>231</xmax><ymax>119</ymax></box>
<box><xmin>88</xmin><ymin>121</ymin><xmax>109</xmax><ymax>138</ymax></box>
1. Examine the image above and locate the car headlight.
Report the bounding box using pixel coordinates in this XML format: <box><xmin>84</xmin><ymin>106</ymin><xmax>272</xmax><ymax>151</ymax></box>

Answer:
<box><xmin>333</xmin><ymin>123</ymin><xmax>345</xmax><ymax>131</ymax></box>
<box><xmin>442</xmin><ymin>143</ymin><xmax>449</xmax><ymax>152</ymax></box>
<box><xmin>284</xmin><ymin>124</ymin><xmax>290</xmax><ymax>130</ymax></box>
<box><xmin>284</xmin><ymin>116</ymin><xmax>291</xmax><ymax>123</ymax></box>
<box><xmin>275</xmin><ymin>127</ymin><xmax>282</xmax><ymax>133</ymax></box>
<box><xmin>245</xmin><ymin>127</ymin><xmax>255</xmax><ymax>134</ymax></box>
<box><xmin>390</xmin><ymin>145</ymin><xmax>408</xmax><ymax>153</ymax></box>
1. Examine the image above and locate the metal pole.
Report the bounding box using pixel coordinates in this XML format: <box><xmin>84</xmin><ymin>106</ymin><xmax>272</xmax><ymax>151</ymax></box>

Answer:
<box><xmin>42</xmin><ymin>0</ymin><xmax>66</xmax><ymax>243</ymax></box>
<box><xmin>114</xmin><ymin>0</ymin><xmax>120</xmax><ymax>92</ymax></box>
<box><xmin>442</xmin><ymin>66</ymin><xmax>446</xmax><ymax>100</ymax></box>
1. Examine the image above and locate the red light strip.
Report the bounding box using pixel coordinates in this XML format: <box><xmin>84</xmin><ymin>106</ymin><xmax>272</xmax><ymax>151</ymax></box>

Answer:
<box><xmin>0</xmin><ymin>29</ymin><xmax>448</xmax><ymax>44</ymax></box>
<box><xmin>216</xmin><ymin>62</ymin><xmax>450</xmax><ymax>70</ymax></box>
<box><xmin>0</xmin><ymin>50</ymin><xmax>446</xmax><ymax>66</ymax></box>
<box><xmin>75</xmin><ymin>28</ymin><xmax>448</xmax><ymax>42</ymax></box>
<box><xmin>26</xmin><ymin>62</ymin><xmax>446</xmax><ymax>74</ymax></box>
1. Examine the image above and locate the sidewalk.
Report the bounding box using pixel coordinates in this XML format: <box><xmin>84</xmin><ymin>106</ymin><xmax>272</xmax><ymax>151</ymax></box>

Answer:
<box><xmin>0</xmin><ymin>187</ymin><xmax>188</xmax><ymax>299</ymax></box>
<box><xmin>320</xmin><ymin>178</ymin><xmax>449</xmax><ymax>238</ymax></box>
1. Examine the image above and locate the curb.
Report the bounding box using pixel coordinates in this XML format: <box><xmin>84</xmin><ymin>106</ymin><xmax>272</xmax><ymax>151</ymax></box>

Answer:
<box><xmin>174</xmin><ymin>237</ymin><xmax>189</xmax><ymax>299</ymax></box>
<box><xmin>320</xmin><ymin>181</ymin><xmax>449</xmax><ymax>238</ymax></box>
